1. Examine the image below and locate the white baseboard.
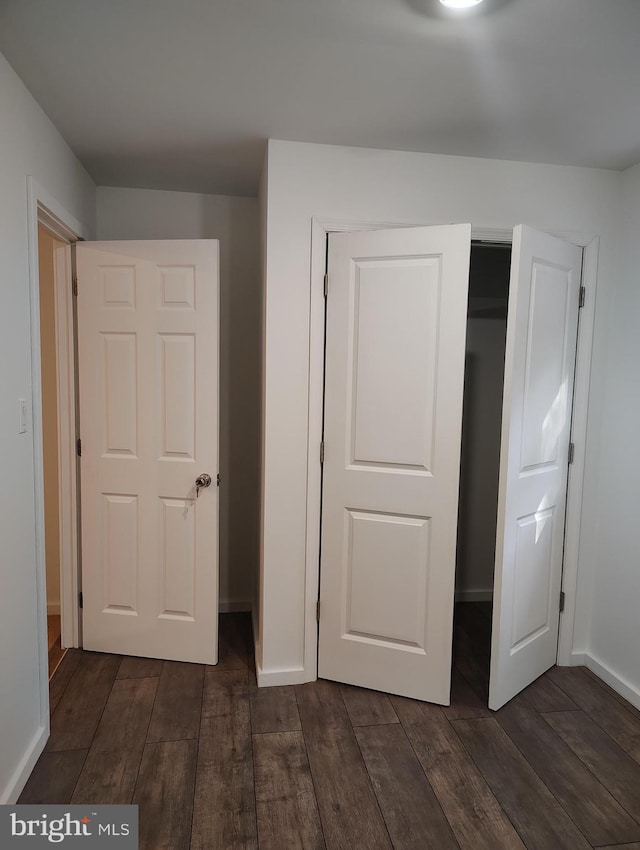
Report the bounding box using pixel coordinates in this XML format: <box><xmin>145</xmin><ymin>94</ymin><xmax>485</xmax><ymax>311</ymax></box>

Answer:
<box><xmin>218</xmin><ymin>599</ymin><xmax>252</xmax><ymax>614</ymax></box>
<box><xmin>583</xmin><ymin>652</ymin><xmax>640</xmax><ymax>712</ymax></box>
<box><xmin>46</xmin><ymin>601</ymin><xmax>61</xmax><ymax>615</ymax></box>
<box><xmin>568</xmin><ymin>651</ymin><xmax>587</xmax><ymax>665</ymax></box>
<box><xmin>455</xmin><ymin>589</ymin><xmax>493</xmax><ymax>602</ymax></box>
<box><xmin>256</xmin><ymin>662</ymin><xmax>310</xmax><ymax>688</ymax></box>
<box><xmin>1</xmin><ymin>724</ymin><xmax>48</xmax><ymax>804</ymax></box>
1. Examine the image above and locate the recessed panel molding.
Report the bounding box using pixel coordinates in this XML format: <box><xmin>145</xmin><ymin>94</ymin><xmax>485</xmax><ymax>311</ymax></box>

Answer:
<box><xmin>349</xmin><ymin>256</ymin><xmax>440</xmax><ymax>472</ymax></box>
<box><xmin>100</xmin><ymin>266</ymin><xmax>136</xmax><ymax>309</ymax></box>
<box><xmin>159</xmin><ymin>334</ymin><xmax>196</xmax><ymax>460</ymax></box>
<box><xmin>344</xmin><ymin>508</ymin><xmax>431</xmax><ymax>649</ymax></box>
<box><xmin>102</xmin><ymin>493</ymin><xmax>138</xmax><ymax>614</ymax></box>
<box><xmin>159</xmin><ymin>497</ymin><xmax>196</xmax><ymax>619</ymax></box>
<box><xmin>511</xmin><ymin>507</ymin><xmax>555</xmax><ymax>651</ymax></box>
<box><xmin>158</xmin><ymin>265</ymin><xmax>196</xmax><ymax>309</ymax></box>
<box><xmin>102</xmin><ymin>332</ymin><xmax>138</xmax><ymax>457</ymax></box>
<box><xmin>521</xmin><ymin>262</ymin><xmax>570</xmax><ymax>472</ymax></box>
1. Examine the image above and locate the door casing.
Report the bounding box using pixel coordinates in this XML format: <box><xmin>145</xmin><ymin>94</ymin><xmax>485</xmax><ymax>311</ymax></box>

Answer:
<box><xmin>26</xmin><ymin>177</ymin><xmax>88</xmax><ymax>794</ymax></box>
<box><xmin>305</xmin><ymin>217</ymin><xmax>599</xmax><ymax>686</ymax></box>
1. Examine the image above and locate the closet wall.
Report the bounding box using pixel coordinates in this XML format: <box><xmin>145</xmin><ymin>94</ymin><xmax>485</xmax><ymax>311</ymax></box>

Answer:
<box><xmin>456</xmin><ymin>245</ymin><xmax>509</xmax><ymax>600</ymax></box>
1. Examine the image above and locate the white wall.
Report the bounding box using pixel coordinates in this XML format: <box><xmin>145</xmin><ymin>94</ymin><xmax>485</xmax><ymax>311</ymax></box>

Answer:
<box><xmin>583</xmin><ymin>162</ymin><xmax>640</xmax><ymax>706</ymax></box>
<box><xmin>97</xmin><ymin>187</ymin><xmax>261</xmax><ymax>610</ymax></box>
<box><xmin>259</xmin><ymin>138</ymin><xmax>620</xmax><ymax>683</ymax></box>
<box><xmin>0</xmin><ymin>51</ymin><xmax>95</xmax><ymax>803</ymax></box>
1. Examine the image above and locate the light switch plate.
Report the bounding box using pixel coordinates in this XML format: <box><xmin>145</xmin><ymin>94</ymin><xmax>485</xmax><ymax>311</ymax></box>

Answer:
<box><xmin>18</xmin><ymin>398</ymin><xmax>28</xmax><ymax>434</ymax></box>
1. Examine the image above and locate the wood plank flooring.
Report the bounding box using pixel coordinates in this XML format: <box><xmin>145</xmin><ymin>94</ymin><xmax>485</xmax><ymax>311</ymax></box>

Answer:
<box><xmin>20</xmin><ymin>606</ymin><xmax>640</xmax><ymax>849</ymax></box>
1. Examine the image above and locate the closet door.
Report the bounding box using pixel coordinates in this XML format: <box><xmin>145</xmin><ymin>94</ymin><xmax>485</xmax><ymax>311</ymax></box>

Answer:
<box><xmin>489</xmin><ymin>226</ymin><xmax>582</xmax><ymax>710</ymax></box>
<box><xmin>318</xmin><ymin>224</ymin><xmax>471</xmax><ymax>704</ymax></box>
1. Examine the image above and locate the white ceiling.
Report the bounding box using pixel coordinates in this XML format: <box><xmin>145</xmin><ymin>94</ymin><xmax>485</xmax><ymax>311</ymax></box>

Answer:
<box><xmin>1</xmin><ymin>0</ymin><xmax>639</xmax><ymax>196</ymax></box>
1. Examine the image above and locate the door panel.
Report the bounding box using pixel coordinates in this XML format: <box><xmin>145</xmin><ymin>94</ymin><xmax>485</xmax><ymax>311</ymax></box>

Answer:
<box><xmin>489</xmin><ymin>226</ymin><xmax>581</xmax><ymax>710</ymax></box>
<box><xmin>318</xmin><ymin>225</ymin><xmax>471</xmax><ymax>704</ymax></box>
<box><xmin>77</xmin><ymin>240</ymin><xmax>219</xmax><ymax>664</ymax></box>
<box><xmin>103</xmin><ymin>493</ymin><xmax>138</xmax><ymax>613</ymax></box>
<box><xmin>346</xmin><ymin>509</ymin><xmax>430</xmax><ymax>646</ymax></box>
<box><xmin>350</xmin><ymin>257</ymin><xmax>440</xmax><ymax>469</ymax></box>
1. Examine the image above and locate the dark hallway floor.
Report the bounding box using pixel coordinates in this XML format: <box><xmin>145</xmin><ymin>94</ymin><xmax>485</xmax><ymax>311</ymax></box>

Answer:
<box><xmin>19</xmin><ymin>606</ymin><xmax>640</xmax><ymax>849</ymax></box>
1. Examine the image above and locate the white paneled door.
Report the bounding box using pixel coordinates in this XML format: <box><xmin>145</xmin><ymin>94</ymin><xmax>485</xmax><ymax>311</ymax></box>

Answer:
<box><xmin>318</xmin><ymin>225</ymin><xmax>471</xmax><ymax>703</ymax></box>
<box><xmin>489</xmin><ymin>226</ymin><xmax>582</xmax><ymax>710</ymax></box>
<box><xmin>76</xmin><ymin>241</ymin><xmax>219</xmax><ymax>664</ymax></box>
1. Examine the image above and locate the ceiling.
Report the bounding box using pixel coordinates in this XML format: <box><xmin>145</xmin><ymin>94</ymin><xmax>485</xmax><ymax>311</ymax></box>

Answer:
<box><xmin>1</xmin><ymin>0</ymin><xmax>639</xmax><ymax>197</ymax></box>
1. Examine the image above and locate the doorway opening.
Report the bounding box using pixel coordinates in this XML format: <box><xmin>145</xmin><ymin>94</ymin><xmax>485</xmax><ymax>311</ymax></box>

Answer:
<box><xmin>37</xmin><ymin>221</ymin><xmax>70</xmax><ymax>678</ymax></box>
<box><xmin>29</xmin><ymin>182</ymin><xmax>85</xmax><ymax>707</ymax></box>
<box><xmin>314</xmin><ymin>223</ymin><xmax>585</xmax><ymax>708</ymax></box>
<box><xmin>454</xmin><ymin>240</ymin><xmax>511</xmax><ymax>700</ymax></box>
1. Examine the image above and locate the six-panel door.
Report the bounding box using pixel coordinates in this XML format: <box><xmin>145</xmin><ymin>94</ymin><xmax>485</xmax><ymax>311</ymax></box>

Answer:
<box><xmin>76</xmin><ymin>240</ymin><xmax>219</xmax><ymax>664</ymax></box>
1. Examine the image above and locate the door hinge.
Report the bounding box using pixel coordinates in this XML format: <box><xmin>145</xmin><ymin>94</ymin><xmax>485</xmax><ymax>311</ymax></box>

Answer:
<box><xmin>579</xmin><ymin>286</ymin><xmax>585</xmax><ymax>308</ymax></box>
<box><xmin>316</xmin><ymin>599</ymin><xmax>321</xmax><ymax>621</ymax></box>
<box><xmin>76</xmin><ymin>437</ymin><xmax>82</xmax><ymax>457</ymax></box>
<box><xmin>559</xmin><ymin>591</ymin><xmax>565</xmax><ymax>613</ymax></box>
<box><xmin>72</xmin><ymin>275</ymin><xmax>78</xmax><ymax>297</ymax></box>
<box><xmin>568</xmin><ymin>442</ymin><xmax>575</xmax><ymax>465</ymax></box>
<box><xmin>217</xmin><ymin>473</ymin><xmax>220</xmax><ymax>486</ymax></box>
<box><xmin>323</xmin><ymin>273</ymin><xmax>328</xmax><ymax>298</ymax></box>
<box><xmin>78</xmin><ymin>591</ymin><xmax>83</xmax><ymax>609</ymax></box>
<box><xmin>320</xmin><ymin>441</ymin><xmax>325</xmax><ymax>464</ymax></box>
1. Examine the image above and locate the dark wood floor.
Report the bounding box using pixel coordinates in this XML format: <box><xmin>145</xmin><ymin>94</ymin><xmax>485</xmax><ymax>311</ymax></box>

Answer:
<box><xmin>20</xmin><ymin>604</ymin><xmax>640</xmax><ymax>850</ymax></box>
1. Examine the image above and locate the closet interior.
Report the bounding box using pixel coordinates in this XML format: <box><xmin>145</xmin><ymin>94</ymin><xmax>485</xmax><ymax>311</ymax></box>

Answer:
<box><xmin>454</xmin><ymin>241</ymin><xmax>512</xmax><ymax>695</ymax></box>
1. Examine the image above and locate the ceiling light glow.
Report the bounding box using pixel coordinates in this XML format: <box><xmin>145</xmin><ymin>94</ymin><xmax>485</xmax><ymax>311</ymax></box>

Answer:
<box><xmin>439</xmin><ymin>0</ymin><xmax>484</xmax><ymax>8</ymax></box>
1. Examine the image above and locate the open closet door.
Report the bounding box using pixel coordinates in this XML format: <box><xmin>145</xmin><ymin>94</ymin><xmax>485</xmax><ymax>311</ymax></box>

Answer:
<box><xmin>76</xmin><ymin>241</ymin><xmax>219</xmax><ymax>664</ymax></box>
<box><xmin>489</xmin><ymin>226</ymin><xmax>582</xmax><ymax>710</ymax></box>
<box><xmin>318</xmin><ymin>224</ymin><xmax>471</xmax><ymax>704</ymax></box>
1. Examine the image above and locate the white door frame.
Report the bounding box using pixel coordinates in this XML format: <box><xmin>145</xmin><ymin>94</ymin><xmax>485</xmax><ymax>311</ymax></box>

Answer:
<box><xmin>304</xmin><ymin>216</ymin><xmax>598</xmax><ymax>684</ymax></box>
<box><xmin>27</xmin><ymin>177</ymin><xmax>88</xmax><ymax>737</ymax></box>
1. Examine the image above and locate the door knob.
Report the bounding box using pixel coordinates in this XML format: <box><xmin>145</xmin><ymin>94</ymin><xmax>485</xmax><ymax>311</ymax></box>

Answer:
<box><xmin>195</xmin><ymin>473</ymin><xmax>212</xmax><ymax>497</ymax></box>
